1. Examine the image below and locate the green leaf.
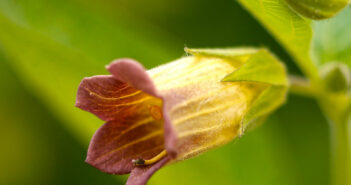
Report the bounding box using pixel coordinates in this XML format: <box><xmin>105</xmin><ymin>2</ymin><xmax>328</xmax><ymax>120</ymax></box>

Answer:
<box><xmin>284</xmin><ymin>0</ymin><xmax>348</xmax><ymax>20</ymax></box>
<box><xmin>312</xmin><ymin>7</ymin><xmax>351</xmax><ymax>68</ymax></box>
<box><xmin>237</xmin><ymin>0</ymin><xmax>319</xmax><ymax>81</ymax></box>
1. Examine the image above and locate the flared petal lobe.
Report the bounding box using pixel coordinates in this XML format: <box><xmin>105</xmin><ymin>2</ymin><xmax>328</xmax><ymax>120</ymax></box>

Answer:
<box><xmin>76</xmin><ymin>75</ymin><xmax>166</xmax><ymax>174</ymax></box>
<box><xmin>126</xmin><ymin>155</ymin><xmax>172</xmax><ymax>185</ymax></box>
<box><xmin>106</xmin><ymin>59</ymin><xmax>159</xmax><ymax>97</ymax></box>
<box><xmin>106</xmin><ymin>59</ymin><xmax>177</xmax><ymax>155</ymax></box>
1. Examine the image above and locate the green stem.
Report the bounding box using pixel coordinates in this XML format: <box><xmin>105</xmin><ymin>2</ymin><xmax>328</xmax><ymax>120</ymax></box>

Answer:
<box><xmin>288</xmin><ymin>75</ymin><xmax>315</xmax><ymax>97</ymax></box>
<box><xmin>328</xmin><ymin>118</ymin><xmax>351</xmax><ymax>185</ymax></box>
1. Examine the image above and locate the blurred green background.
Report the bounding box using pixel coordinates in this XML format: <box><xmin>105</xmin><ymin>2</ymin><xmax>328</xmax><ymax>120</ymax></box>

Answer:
<box><xmin>0</xmin><ymin>0</ymin><xmax>330</xmax><ymax>185</ymax></box>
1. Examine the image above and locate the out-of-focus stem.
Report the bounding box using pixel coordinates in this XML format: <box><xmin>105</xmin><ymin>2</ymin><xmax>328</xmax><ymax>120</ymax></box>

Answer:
<box><xmin>318</xmin><ymin>89</ymin><xmax>350</xmax><ymax>185</ymax></box>
<box><xmin>288</xmin><ymin>75</ymin><xmax>315</xmax><ymax>97</ymax></box>
<box><xmin>329</xmin><ymin>118</ymin><xmax>351</xmax><ymax>185</ymax></box>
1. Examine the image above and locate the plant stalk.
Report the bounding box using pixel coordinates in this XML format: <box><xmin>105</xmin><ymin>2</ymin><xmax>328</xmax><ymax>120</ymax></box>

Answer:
<box><xmin>328</xmin><ymin>118</ymin><xmax>351</xmax><ymax>185</ymax></box>
<box><xmin>288</xmin><ymin>75</ymin><xmax>315</xmax><ymax>97</ymax></box>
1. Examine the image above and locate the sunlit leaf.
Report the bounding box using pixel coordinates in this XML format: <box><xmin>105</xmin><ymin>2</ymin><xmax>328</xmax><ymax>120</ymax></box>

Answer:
<box><xmin>284</xmin><ymin>0</ymin><xmax>348</xmax><ymax>20</ymax></box>
<box><xmin>237</xmin><ymin>0</ymin><xmax>319</xmax><ymax>80</ymax></box>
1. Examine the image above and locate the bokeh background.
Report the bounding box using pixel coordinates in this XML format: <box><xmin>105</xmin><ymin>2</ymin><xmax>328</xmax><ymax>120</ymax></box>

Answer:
<box><xmin>0</xmin><ymin>0</ymin><xmax>330</xmax><ymax>185</ymax></box>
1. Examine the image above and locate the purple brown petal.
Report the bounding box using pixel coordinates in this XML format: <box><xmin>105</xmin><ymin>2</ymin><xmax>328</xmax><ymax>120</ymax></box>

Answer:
<box><xmin>126</xmin><ymin>155</ymin><xmax>172</xmax><ymax>185</ymax></box>
<box><xmin>76</xmin><ymin>73</ymin><xmax>169</xmax><ymax>174</ymax></box>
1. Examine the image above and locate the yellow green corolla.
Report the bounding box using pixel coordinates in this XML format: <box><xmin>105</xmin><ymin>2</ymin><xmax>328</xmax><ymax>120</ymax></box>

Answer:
<box><xmin>148</xmin><ymin>54</ymin><xmax>268</xmax><ymax>161</ymax></box>
<box><xmin>75</xmin><ymin>48</ymin><xmax>288</xmax><ymax>185</ymax></box>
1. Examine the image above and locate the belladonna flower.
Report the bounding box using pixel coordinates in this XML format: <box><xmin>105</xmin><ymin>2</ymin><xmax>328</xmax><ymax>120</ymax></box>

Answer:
<box><xmin>75</xmin><ymin>48</ymin><xmax>288</xmax><ymax>185</ymax></box>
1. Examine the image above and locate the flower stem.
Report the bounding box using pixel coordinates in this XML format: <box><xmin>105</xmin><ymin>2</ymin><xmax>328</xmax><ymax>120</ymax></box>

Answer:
<box><xmin>288</xmin><ymin>75</ymin><xmax>315</xmax><ymax>97</ymax></box>
<box><xmin>329</xmin><ymin>118</ymin><xmax>351</xmax><ymax>185</ymax></box>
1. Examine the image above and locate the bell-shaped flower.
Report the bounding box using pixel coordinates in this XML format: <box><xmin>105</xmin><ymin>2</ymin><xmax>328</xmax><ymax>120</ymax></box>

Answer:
<box><xmin>75</xmin><ymin>48</ymin><xmax>288</xmax><ymax>185</ymax></box>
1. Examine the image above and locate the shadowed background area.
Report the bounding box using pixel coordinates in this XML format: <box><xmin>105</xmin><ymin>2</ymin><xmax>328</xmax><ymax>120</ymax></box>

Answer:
<box><xmin>0</xmin><ymin>0</ymin><xmax>329</xmax><ymax>185</ymax></box>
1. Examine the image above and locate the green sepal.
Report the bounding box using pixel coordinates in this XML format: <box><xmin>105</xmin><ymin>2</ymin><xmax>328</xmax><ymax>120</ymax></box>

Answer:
<box><xmin>185</xmin><ymin>47</ymin><xmax>260</xmax><ymax>67</ymax></box>
<box><xmin>222</xmin><ymin>49</ymin><xmax>287</xmax><ymax>86</ymax></box>
<box><xmin>186</xmin><ymin>48</ymin><xmax>287</xmax><ymax>86</ymax></box>
<box><xmin>219</xmin><ymin>49</ymin><xmax>288</xmax><ymax>131</ymax></box>
<box><xmin>185</xmin><ymin>48</ymin><xmax>288</xmax><ymax>87</ymax></box>
<box><xmin>186</xmin><ymin>47</ymin><xmax>288</xmax><ymax>133</ymax></box>
<box><xmin>242</xmin><ymin>115</ymin><xmax>268</xmax><ymax>133</ymax></box>
<box><xmin>185</xmin><ymin>47</ymin><xmax>260</xmax><ymax>58</ymax></box>
<box><xmin>241</xmin><ymin>86</ymin><xmax>287</xmax><ymax>131</ymax></box>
